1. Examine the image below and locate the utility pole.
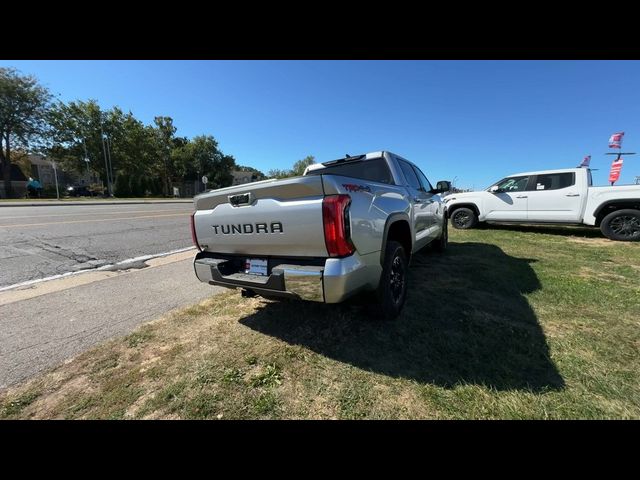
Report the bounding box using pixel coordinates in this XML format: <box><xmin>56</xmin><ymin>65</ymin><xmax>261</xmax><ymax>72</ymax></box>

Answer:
<box><xmin>100</xmin><ymin>125</ymin><xmax>114</xmax><ymax>197</ymax></box>
<box><xmin>101</xmin><ymin>126</ymin><xmax>111</xmax><ymax>196</ymax></box>
<box><xmin>105</xmin><ymin>134</ymin><xmax>114</xmax><ymax>197</ymax></box>
<box><xmin>48</xmin><ymin>157</ymin><xmax>60</xmax><ymax>200</ymax></box>
<box><xmin>82</xmin><ymin>138</ymin><xmax>90</xmax><ymax>178</ymax></box>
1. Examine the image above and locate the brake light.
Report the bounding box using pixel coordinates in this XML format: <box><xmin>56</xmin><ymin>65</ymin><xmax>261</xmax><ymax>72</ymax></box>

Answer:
<box><xmin>322</xmin><ymin>194</ymin><xmax>355</xmax><ymax>257</ymax></box>
<box><xmin>190</xmin><ymin>212</ymin><xmax>202</xmax><ymax>252</ymax></box>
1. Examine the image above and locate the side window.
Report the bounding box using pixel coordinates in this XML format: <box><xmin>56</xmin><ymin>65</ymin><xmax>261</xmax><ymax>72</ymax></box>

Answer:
<box><xmin>398</xmin><ymin>160</ymin><xmax>421</xmax><ymax>190</ymax></box>
<box><xmin>412</xmin><ymin>165</ymin><xmax>434</xmax><ymax>192</ymax></box>
<box><xmin>495</xmin><ymin>176</ymin><xmax>530</xmax><ymax>192</ymax></box>
<box><xmin>534</xmin><ymin>173</ymin><xmax>575</xmax><ymax>191</ymax></box>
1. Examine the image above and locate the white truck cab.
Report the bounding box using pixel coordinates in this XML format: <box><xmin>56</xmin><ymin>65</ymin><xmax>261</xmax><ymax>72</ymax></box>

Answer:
<box><xmin>445</xmin><ymin>168</ymin><xmax>640</xmax><ymax>241</ymax></box>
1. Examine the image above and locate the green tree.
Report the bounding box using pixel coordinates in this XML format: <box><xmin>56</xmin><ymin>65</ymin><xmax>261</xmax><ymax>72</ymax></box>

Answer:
<box><xmin>267</xmin><ymin>168</ymin><xmax>291</xmax><ymax>179</ymax></box>
<box><xmin>268</xmin><ymin>155</ymin><xmax>315</xmax><ymax>179</ymax></box>
<box><xmin>48</xmin><ymin>100</ymin><xmax>110</xmax><ymax>190</ymax></box>
<box><xmin>237</xmin><ymin>164</ymin><xmax>266</xmax><ymax>181</ymax></box>
<box><xmin>151</xmin><ymin>116</ymin><xmax>177</xmax><ymax>196</ymax></box>
<box><xmin>48</xmin><ymin>100</ymin><xmax>160</xmax><ymax>196</ymax></box>
<box><xmin>0</xmin><ymin>68</ymin><xmax>51</xmax><ymax>198</ymax></box>
<box><xmin>180</xmin><ymin>135</ymin><xmax>236</xmax><ymax>190</ymax></box>
<box><xmin>291</xmin><ymin>155</ymin><xmax>315</xmax><ymax>176</ymax></box>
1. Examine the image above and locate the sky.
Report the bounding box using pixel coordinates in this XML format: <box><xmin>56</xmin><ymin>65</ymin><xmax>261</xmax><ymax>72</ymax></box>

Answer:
<box><xmin>2</xmin><ymin>60</ymin><xmax>640</xmax><ymax>189</ymax></box>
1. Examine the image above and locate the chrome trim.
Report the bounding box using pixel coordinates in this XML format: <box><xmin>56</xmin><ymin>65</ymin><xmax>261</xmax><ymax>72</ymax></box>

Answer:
<box><xmin>273</xmin><ymin>264</ymin><xmax>324</xmax><ymax>302</ymax></box>
<box><xmin>194</xmin><ymin>250</ymin><xmax>382</xmax><ymax>305</ymax></box>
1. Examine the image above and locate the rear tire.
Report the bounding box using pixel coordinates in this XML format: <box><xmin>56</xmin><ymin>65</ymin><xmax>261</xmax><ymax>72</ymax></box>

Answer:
<box><xmin>376</xmin><ymin>241</ymin><xmax>408</xmax><ymax>320</ymax></box>
<box><xmin>432</xmin><ymin>216</ymin><xmax>448</xmax><ymax>252</ymax></box>
<box><xmin>600</xmin><ymin>209</ymin><xmax>640</xmax><ymax>241</ymax></box>
<box><xmin>450</xmin><ymin>207</ymin><xmax>478</xmax><ymax>229</ymax></box>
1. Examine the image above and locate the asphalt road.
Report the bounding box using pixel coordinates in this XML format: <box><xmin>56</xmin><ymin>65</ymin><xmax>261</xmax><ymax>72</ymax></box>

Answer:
<box><xmin>0</xmin><ymin>203</ymin><xmax>195</xmax><ymax>288</ymax></box>
<box><xmin>0</xmin><ymin>252</ymin><xmax>222</xmax><ymax>388</ymax></box>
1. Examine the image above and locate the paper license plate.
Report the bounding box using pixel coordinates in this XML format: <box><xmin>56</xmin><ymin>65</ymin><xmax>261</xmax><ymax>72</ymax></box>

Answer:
<box><xmin>245</xmin><ymin>258</ymin><xmax>268</xmax><ymax>276</ymax></box>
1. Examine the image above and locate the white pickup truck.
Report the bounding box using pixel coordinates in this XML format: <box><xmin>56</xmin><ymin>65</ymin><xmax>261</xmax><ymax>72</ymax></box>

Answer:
<box><xmin>444</xmin><ymin>168</ymin><xmax>640</xmax><ymax>241</ymax></box>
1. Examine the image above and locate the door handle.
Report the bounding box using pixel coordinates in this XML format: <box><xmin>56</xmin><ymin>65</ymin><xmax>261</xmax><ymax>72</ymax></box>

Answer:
<box><xmin>565</xmin><ymin>193</ymin><xmax>580</xmax><ymax>197</ymax></box>
<box><xmin>413</xmin><ymin>197</ymin><xmax>434</xmax><ymax>204</ymax></box>
<box><xmin>516</xmin><ymin>195</ymin><xmax>528</xmax><ymax>198</ymax></box>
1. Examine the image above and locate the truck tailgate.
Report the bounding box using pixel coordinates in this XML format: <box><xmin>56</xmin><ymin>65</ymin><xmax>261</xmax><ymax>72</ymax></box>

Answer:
<box><xmin>193</xmin><ymin>175</ymin><xmax>329</xmax><ymax>257</ymax></box>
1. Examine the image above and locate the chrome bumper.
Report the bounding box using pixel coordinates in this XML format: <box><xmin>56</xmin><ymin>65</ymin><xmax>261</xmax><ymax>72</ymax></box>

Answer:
<box><xmin>193</xmin><ymin>251</ymin><xmax>380</xmax><ymax>303</ymax></box>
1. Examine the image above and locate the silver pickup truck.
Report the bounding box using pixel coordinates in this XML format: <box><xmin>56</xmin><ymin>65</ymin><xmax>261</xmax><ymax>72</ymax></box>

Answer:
<box><xmin>191</xmin><ymin>151</ymin><xmax>450</xmax><ymax>318</ymax></box>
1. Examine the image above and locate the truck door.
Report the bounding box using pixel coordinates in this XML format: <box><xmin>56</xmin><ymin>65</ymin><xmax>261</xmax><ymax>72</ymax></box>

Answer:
<box><xmin>412</xmin><ymin>163</ymin><xmax>442</xmax><ymax>242</ymax></box>
<box><xmin>484</xmin><ymin>175</ymin><xmax>530</xmax><ymax>221</ymax></box>
<box><xmin>397</xmin><ymin>159</ymin><xmax>433</xmax><ymax>251</ymax></box>
<box><xmin>526</xmin><ymin>172</ymin><xmax>584</xmax><ymax>222</ymax></box>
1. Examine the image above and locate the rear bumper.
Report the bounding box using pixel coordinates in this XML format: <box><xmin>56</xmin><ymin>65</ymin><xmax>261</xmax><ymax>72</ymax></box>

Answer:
<box><xmin>193</xmin><ymin>251</ymin><xmax>379</xmax><ymax>303</ymax></box>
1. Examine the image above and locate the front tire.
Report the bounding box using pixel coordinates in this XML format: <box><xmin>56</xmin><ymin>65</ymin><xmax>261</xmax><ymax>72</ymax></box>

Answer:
<box><xmin>600</xmin><ymin>209</ymin><xmax>640</xmax><ymax>241</ymax></box>
<box><xmin>377</xmin><ymin>241</ymin><xmax>408</xmax><ymax>320</ymax></box>
<box><xmin>451</xmin><ymin>207</ymin><xmax>478</xmax><ymax>229</ymax></box>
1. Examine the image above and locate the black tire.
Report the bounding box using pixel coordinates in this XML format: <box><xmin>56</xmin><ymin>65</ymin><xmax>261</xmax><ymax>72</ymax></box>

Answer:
<box><xmin>600</xmin><ymin>209</ymin><xmax>640</xmax><ymax>241</ymax></box>
<box><xmin>432</xmin><ymin>216</ymin><xmax>448</xmax><ymax>252</ymax></box>
<box><xmin>450</xmin><ymin>207</ymin><xmax>478</xmax><ymax>229</ymax></box>
<box><xmin>376</xmin><ymin>241</ymin><xmax>408</xmax><ymax>320</ymax></box>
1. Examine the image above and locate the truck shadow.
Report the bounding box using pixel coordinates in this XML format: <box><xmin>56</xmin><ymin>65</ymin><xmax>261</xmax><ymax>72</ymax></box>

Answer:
<box><xmin>239</xmin><ymin>242</ymin><xmax>564</xmax><ymax>392</ymax></box>
<box><xmin>479</xmin><ymin>222</ymin><xmax>603</xmax><ymax>238</ymax></box>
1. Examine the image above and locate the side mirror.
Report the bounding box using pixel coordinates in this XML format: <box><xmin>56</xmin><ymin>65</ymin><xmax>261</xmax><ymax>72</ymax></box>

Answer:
<box><xmin>489</xmin><ymin>185</ymin><xmax>501</xmax><ymax>193</ymax></box>
<box><xmin>435</xmin><ymin>180</ymin><xmax>451</xmax><ymax>194</ymax></box>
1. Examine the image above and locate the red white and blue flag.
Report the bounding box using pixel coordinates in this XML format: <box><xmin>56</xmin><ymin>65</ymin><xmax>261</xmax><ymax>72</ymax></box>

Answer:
<box><xmin>578</xmin><ymin>155</ymin><xmax>591</xmax><ymax>168</ymax></box>
<box><xmin>609</xmin><ymin>157</ymin><xmax>624</xmax><ymax>183</ymax></box>
<box><xmin>609</xmin><ymin>132</ymin><xmax>624</xmax><ymax>149</ymax></box>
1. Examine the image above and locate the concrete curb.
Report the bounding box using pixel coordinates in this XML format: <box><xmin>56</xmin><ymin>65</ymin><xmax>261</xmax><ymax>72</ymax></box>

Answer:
<box><xmin>0</xmin><ymin>200</ymin><xmax>194</xmax><ymax>207</ymax></box>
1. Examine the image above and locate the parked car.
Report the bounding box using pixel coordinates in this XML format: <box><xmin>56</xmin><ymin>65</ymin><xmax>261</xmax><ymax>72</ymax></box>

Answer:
<box><xmin>444</xmin><ymin>167</ymin><xmax>640</xmax><ymax>241</ymax></box>
<box><xmin>191</xmin><ymin>151</ymin><xmax>450</xmax><ymax>319</ymax></box>
<box><xmin>66</xmin><ymin>185</ymin><xmax>92</xmax><ymax>197</ymax></box>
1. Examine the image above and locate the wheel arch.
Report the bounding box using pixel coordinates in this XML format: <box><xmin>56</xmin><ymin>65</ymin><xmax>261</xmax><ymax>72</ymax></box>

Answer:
<box><xmin>593</xmin><ymin>199</ymin><xmax>640</xmax><ymax>226</ymax></box>
<box><xmin>381</xmin><ymin>214</ymin><xmax>412</xmax><ymax>266</ymax></box>
<box><xmin>448</xmin><ymin>203</ymin><xmax>480</xmax><ymax>219</ymax></box>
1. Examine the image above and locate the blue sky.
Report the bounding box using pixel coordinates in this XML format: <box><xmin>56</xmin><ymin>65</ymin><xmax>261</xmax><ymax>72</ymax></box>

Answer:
<box><xmin>2</xmin><ymin>60</ymin><xmax>640</xmax><ymax>189</ymax></box>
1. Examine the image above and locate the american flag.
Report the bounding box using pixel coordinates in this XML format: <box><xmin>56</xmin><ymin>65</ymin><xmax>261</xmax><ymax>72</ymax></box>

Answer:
<box><xmin>609</xmin><ymin>132</ymin><xmax>624</xmax><ymax>149</ymax></box>
<box><xmin>578</xmin><ymin>155</ymin><xmax>591</xmax><ymax>168</ymax></box>
<box><xmin>609</xmin><ymin>157</ymin><xmax>624</xmax><ymax>183</ymax></box>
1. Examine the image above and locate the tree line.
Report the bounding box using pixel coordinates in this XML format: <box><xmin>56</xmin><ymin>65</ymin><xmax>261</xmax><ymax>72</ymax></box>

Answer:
<box><xmin>1</xmin><ymin>67</ymin><xmax>313</xmax><ymax>199</ymax></box>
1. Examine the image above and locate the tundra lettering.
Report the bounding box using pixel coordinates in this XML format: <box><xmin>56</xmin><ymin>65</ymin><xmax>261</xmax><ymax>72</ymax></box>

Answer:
<box><xmin>212</xmin><ymin>222</ymin><xmax>284</xmax><ymax>234</ymax></box>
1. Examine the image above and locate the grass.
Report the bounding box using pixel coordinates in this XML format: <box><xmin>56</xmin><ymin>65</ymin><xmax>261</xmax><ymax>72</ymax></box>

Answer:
<box><xmin>1</xmin><ymin>223</ymin><xmax>639</xmax><ymax>419</ymax></box>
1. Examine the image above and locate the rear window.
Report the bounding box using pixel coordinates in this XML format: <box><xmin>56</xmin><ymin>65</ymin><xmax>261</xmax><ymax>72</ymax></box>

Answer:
<box><xmin>533</xmin><ymin>172</ymin><xmax>575</xmax><ymax>191</ymax></box>
<box><xmin>306</xmin><ymin>158</ymin><xmax>393</xmax><ymax>184</ymax></box>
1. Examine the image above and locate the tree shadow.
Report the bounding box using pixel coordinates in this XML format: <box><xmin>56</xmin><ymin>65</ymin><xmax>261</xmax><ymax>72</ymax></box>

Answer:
<box><xmin>479</xmin><ymin>222</ymin><xmax>603</xmax><ymax>238</ymax></box>
<box><xmin>239</xmin><ymin>242</ymin><xmax>565</xmax><ymax>392</ymax></box>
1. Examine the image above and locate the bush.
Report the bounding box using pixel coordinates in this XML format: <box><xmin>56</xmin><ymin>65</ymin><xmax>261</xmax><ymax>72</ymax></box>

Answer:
<box><xmin>115</xmin><ymin>174</ymin><xmax>131</xmax><ymax>197</ymax></box>
<box><xmin>40</xmin><ymin>186</ymin><xmax>59</xmax><ymax>198</ymax></box>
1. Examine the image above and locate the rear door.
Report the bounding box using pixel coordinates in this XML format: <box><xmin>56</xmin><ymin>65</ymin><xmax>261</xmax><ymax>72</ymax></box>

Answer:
<box><xmin>412</xmin><ymin>163</ymin><xmax>442</xmax><ymax>242</ymax></box>
<box><xmin>526</xmin><ymin>172</ymin><xmax>583</xmax><ymax>222</ymax></box>
<box><xmin>397</xmin><ymin>159</ymin><xmax>434</xmax><ymax>251</ymax></box>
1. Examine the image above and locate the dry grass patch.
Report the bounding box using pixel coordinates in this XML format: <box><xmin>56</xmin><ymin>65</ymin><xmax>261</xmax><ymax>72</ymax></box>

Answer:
<box><xmin>1</xmin><ymin>225</ymin><xmax>639</xmax><ymax>419</ymax></box>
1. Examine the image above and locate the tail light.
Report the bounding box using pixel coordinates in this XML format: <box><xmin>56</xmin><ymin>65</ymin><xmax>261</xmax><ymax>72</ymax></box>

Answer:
<box><xmin>190</xmin><ymin>212</ymin><xmax>202</xmax><ymax>252</ymax></box>
<box><xmin>322</xmin><ymin>194</ymin><xmax>355</xmax><ymax>257</ymax></box>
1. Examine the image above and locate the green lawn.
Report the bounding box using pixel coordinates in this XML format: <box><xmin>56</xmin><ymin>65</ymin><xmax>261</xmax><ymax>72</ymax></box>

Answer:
<box><xmin>1</xmin><ymin>224</ymin><xmax>639</xmax><ymax>419</ymax></box>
